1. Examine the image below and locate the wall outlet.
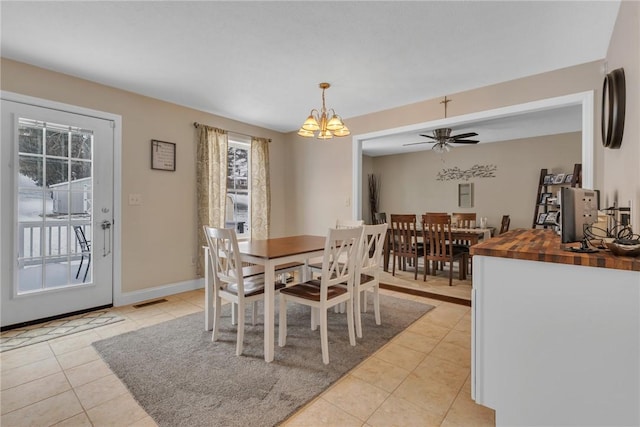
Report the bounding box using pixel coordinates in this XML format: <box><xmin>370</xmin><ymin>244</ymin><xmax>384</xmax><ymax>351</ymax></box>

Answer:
<box><xmin>128</xmin><ymin>194</ymin><xmax>142</xmax><ymax>205</ymax></box>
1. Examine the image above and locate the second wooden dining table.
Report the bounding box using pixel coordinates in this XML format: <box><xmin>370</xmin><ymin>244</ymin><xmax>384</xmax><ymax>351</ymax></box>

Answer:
<box><xmin>204</xmin><ymin>234</ymin><xmax>326</xmax><ymax>362</ymax></box>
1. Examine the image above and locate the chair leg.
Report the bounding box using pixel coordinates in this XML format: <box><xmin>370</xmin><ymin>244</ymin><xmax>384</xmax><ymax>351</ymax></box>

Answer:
<box><xmin>392</xmin><ymin>253</ymin><xmax>397</xmax><ymax>276</ymax></box>
<box><xmin>355</xmin><ymin>289</ymin><xmax>363</xmax><ymax>339</ymax></box>
<box><xmin>83</xmin><ymin>255</ymin><xmax>90</xmax><ymax>282</ymax></box>
<box><xmin>346</xmin><ymin>298</ymin><xmax>356</xmax><ymax>347</ymax></box>
<box><xmin>320</xmin><ymin>307</ymin><xmax>330</xmax><ymax>365</ymax></box>
<box><xmin>212</xmin><ymin>296</ymin><xmax>222</xmax><ymax>342</ymax></box>
<box><xmin>251</xmin><ymin>302</ymin><xmax>258</xmax><ymax>326</ymax></box>
<box><xmin>373</xmin><ymin>286</ymin><xmax>381</xmax><ymax>326</ymax></box>
<box><xmin>413</xmin><ymin>255</ymin><xmax>418</xmax><ymax>280</ymax></box>
<box><xmin>236</xmin><ymin>300</ymin><xmax>245</xmax><ymax>356</ymax></box>
<box><xmin>449</xmin><ymin>260</ymin><xmax>454</xmax><ymax>286</ymax></box>
<box><xmin>76</xmin><ymin>255</ymin><xmax>84</xmax><ymax>279</ymax></box>
<box><xmin>278</xmin><ymin>295</ymin><xmax>287</xmax><ymax>347</ymax></box>
<box><xmin>231</xmin><ymin>303</ymin><xmax>238</xmax><ymax>326</ymax></box>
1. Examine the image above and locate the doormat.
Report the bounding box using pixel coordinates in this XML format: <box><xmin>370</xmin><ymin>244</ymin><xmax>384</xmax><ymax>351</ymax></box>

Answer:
<box><xmin>0</xmin><ymin>310</ymin><xmax>125</xmax><ymax>352</ymax></box>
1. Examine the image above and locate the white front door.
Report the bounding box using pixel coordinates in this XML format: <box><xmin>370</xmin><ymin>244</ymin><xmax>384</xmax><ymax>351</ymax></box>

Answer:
<box><xmin>1</xmin><ymin>99</ymin><xmax>115</xmax><ymax>327</ymax></box>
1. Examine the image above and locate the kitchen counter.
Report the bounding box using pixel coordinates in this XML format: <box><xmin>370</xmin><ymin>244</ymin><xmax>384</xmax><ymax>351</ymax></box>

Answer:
<box><xmin>470</xmin><ymin>228</ymin><xmax>640</xmax><ymax>271</ymax></box>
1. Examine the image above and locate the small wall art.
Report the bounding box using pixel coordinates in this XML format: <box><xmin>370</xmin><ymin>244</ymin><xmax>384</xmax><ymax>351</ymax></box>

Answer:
<box><xmin>151</xmin><ymin>140</ymin><xmax>176</xmax><ymax>171</ymax></box>
<box><xmin>436</xmin><ymin>164</ymin><xmax>497</xmax><ymax>181</ymax></box>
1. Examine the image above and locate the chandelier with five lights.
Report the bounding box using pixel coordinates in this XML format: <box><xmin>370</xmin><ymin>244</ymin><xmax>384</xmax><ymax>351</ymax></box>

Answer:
<box><xmin>297</xmin><ymin>82</ymin><xmax>350</xmax><ymax>139</ymax></box>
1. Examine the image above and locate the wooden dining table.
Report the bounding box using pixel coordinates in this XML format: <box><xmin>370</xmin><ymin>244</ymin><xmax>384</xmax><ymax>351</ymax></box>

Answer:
<box><xmin>382</xmin><ymin>227</ymin><xmax>493</xmax><ymax>272</ymax></box>
<box><xmin>203</xmin><ymin>234</ymin><xmax>326</xmax><ymax>362</ymax></box>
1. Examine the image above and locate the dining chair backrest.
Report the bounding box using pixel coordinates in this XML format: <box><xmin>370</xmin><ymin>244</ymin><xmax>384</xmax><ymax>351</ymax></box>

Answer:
<box><xmin>499</xmin><ymin>215</ymin><xmax>511</xmax><ymax>234</ymax></box>
<box><xmin>336</xmin><ymin>218</ymin><xmax>364</xmax><ymax>229</ymax></box>
<box><xmin>422</xmin><ymin>214</ymin><xmax>453</xmax><ymax>259</ymax></box>
<box><xmin>373</xmin><ymin>212</ymin><xmax>387</xmax><ymax>225</ymax></box>
<box><xmin>452</xmin><ymin>212</ymin><xmax>477</xmax><ymax>228</ymax></box>
<box><xmin>203</xmin><ymin>226</ymin><xmax>245</xmax><ymax>293</ymax></box>
<box><xmin>389</xmin><ymin>214</ymin><xmax>419</xmax><ymax>254</ymax></box>
<box><xmin>358</xmin><ymin>223</ymin><xmax>389</xmax><ymax>274</ymax></box>
<box><xmin>321</xmin><ymin>226</ymin><xmax>363</xmax><ymax>292</ymax></box>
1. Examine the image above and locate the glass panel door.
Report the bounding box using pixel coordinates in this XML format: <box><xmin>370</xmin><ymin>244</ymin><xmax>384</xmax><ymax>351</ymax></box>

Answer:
<box><xmin>1</xmin><ymin>99</ymin><xmax>114</xmax><ymax>327</ymax></box>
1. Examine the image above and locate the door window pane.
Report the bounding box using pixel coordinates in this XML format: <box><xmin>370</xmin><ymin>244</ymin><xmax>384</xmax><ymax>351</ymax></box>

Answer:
<box><xmin>18</xmin><ymin>155</ymin><xmax>44</xmax><ymax>188</ymax></box>
<box><xmin>45</xmin><ymin>158</ymin><xmax>69</xmax><ymax>187</ymax></box>
<box><xmin>71</xmin><ymin>132</ymin><xmax>92</xmax><ymax>159</ymax></box>
<box><xmin>19</xmin><ymin>125</ymin><xmax>43</xmax><ymax>154</ymax></box>
<box><xmin>45</xmin><ymin>129</ymin><xmax>68</xmax><ymax>157</ymax></box>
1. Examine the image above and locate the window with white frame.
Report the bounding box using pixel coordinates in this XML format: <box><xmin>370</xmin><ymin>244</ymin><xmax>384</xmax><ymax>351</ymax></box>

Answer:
<box><xmin>226</xmin><ymin>140</ymin><xmax>250</xmax><ymax>239</ymax></box>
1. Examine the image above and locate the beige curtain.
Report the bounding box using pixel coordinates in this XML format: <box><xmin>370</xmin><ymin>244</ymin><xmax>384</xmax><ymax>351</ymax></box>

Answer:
<box><xmin>196</xmin><ymin>125</ymin><xmax>228</xmax><ymax>275</ymax></box>
<box><xmin>251</xmin><ymin>137</ymin><xmax>270</xmax><ymax>240</ymax></box>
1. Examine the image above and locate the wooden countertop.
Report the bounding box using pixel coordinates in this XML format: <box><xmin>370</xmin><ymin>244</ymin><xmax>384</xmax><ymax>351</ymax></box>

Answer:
<box><xmin>470</xmin><ymin>228</ymin><xmax>640</xmax><ymax>272</ymax></box>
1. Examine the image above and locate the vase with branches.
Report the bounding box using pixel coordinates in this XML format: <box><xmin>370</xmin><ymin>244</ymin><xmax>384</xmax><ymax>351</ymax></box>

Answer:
<box><xmin>368</xmin><ymin>174</ymin><xmax>380</xmax><ymax>224</ymax></box>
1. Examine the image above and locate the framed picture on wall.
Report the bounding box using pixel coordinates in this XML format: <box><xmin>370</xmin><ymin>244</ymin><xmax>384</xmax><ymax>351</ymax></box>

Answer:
<box><xmin>151</xmin><ymin>140</ymin><xmax>176</xmax><ymax>171</ymax></box>
<box><xmin>553</xmin><ymin>173</ymin><xmax>565</xmax><ymax>184</ymax></box>
<box><xmin>537</xmin><ymin>213</ymin><xmax>547</xmax><ymax>225</ymax></box>
<box><xmin>540</xmin><ymin>192</ymin><xmax>552</xmax><ymax>204</ymax></box>
<box><xmin>545</xmin><ymin>211</ymin><xmax>559</xmax><ymax>224</ymax></box>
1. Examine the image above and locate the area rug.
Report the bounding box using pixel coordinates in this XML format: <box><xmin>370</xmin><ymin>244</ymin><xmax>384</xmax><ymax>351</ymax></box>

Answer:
<box><xmin>93</xmin><ymin>294</ymin><xmax>433</xmax><ymax>427</ymax></box>
<box><xmin>0</xmin><ymin>310</ymin><xmax>124</xmax><ymax>352</ymax></box>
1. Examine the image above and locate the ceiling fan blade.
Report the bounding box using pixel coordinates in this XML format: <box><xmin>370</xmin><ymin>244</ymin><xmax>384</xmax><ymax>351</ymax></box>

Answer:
<box><xmin>450</xmin><ymin>132</ymin><xmax>478</xmax><ymax>139</ymax></box>
<box><xmin>419</xmin><ymin>134</ymin><xmax>438</xmax><ymax>140</ymax></box>
<box><xmin>451</xmin><ymin>140</ymin><xmax>479</xmax><ymax>144</ymax></box>
<box><xmin>402</xmin><ymin>141</ymin><xmax>432</xmax><ymax>146</ymax></box>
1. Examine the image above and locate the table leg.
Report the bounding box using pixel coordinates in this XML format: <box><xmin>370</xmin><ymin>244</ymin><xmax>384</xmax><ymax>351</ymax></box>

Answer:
<box><xmin>264</xmin><ymin>260</ymin><xmax>276</xmax><ymax>362</ymax></box>
<box><xmin>204</xmin><ymin>247</ymin><xmax>214</xmax><ymax>331</ymax></box>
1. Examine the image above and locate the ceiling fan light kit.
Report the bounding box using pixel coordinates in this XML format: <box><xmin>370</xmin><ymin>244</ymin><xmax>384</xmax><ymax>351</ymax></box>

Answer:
<box><xmin>403</xmin><ymin>96</ymin><xmax>480</xmax><ymax>152</ymax></box>
<box><xmin>298</xmin><ymin>82</ymin><xmax>350</xmax><ymax>140</ymax></box>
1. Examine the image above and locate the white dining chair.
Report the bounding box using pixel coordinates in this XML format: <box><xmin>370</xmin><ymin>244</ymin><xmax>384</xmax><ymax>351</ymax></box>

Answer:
<box><xmin>353</xmin><ymin>223</ymin><xmax>388</xmax><ymax>338</ymax></box>
<box><xmin>278</xmin><ymin>226</ymin><xmax>363</xmax><ymax>364</ymax></box>
<box><xmin>203</xmin><ymin>226</ymin><xmax>285</xmax><ymax>356</ymax></box>
<box><xmin>308</xmin><ymin>218</ymin><xmax>364</xmax><ymax>278</ymax></box>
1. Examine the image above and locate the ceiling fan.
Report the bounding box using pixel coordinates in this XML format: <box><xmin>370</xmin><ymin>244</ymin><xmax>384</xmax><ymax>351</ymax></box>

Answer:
<box><xmin>403</xmin><ymin>96</ymin><xmax>479</xmax><ymax>153</ymax></box>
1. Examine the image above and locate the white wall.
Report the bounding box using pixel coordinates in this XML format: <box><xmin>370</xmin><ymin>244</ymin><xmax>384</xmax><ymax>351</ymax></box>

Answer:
<box><xmin>604</xmin><ymin>0</ymin><xmax>640</xmax><ymax>230</ymax></box>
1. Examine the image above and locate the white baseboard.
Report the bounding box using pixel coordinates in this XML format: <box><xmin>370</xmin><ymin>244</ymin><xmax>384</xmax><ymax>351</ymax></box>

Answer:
<box><xmin>114</xmin><ymin>278</ymin><xmax>205</xmax><ymax>307</ymax></box>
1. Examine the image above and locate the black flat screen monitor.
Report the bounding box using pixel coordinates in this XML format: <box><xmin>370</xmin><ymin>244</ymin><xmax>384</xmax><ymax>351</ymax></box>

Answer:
<box><xmin>561</xmin><ymin>187</ymin><xmax>599</xmax><ymax>243</ymax></box>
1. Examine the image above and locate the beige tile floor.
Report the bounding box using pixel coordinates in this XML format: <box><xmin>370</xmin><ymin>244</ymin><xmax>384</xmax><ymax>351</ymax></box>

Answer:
<box><xmin>0</xmin><ymin>287</ymin><xmax>494</xmax><ymax>427</ymax></box>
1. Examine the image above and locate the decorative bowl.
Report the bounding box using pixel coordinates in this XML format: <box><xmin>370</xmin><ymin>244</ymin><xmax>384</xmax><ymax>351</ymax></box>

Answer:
<box><xmin>605</xmin><ymin>240</ymin><xmax>640</xmax><ymax>257</ymax></box>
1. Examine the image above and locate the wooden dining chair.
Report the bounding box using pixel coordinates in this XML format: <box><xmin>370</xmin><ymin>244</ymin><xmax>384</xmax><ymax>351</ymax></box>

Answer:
<box><xmin>499</xmin><ymin>215</ymin><xmax>511</xmax><ymax>234</ymax></box>
<box><xmin>203</xmin><ymin>226</ymin><xmax>285</xmax><ymax>356</ymax></box>
<box><xmin>353</xmin><ymin>223</ymin><xmax>388</xmax><ymax>338</ymax></box>
<box><xmin>421</xmin><ymin>214</ymin><xmax>467</xmax><ymax>286</ymax></box>
<box><xmin>389</xmin><ymin>214</ymin><xmax>424</xmax><ymax>280</ymax></box>
<box><xmin>278</xmin><ymin>226</ymin><xmax>362</xmax><ymax>364</ymax></box>
<box><xmin>452</xmin><ymin>212</ymin><xmax>477</xmax><ymax>228</ymax></box>
<box><xmin>373</xmin><ymin>212</ymin><xmax>387</xmax><ymax>225</ymax></box>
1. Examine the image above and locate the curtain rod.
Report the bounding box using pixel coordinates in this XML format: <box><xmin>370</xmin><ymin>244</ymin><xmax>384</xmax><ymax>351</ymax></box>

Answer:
<box><xmin>193</xmin><ymin>122</ymin><xmax>272</xmax><ymax>143</ymax></box>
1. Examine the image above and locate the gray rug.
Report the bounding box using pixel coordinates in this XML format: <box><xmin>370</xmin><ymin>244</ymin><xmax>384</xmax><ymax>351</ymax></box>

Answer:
<box><xmin>93</xmin><ymin>294</ymin><xmax>433</xmax><ymax>427</ymax></box>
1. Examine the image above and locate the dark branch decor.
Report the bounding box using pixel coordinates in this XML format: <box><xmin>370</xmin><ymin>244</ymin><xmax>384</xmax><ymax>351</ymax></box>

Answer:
<box><xmin>368</xmin><ymin>174</ymin><xmax>380</xmax><ymax>224</ymax></box>
<box><xmin>436</xmin><ymin>164</ymin><xmax>497</xmax><ymax>181</ymax></box>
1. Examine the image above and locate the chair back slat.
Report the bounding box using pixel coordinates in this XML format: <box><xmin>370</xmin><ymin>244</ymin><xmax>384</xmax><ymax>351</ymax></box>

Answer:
<box><xmin>203</xmin><ymin>226</ymin><xmax>245</xmax><ymax>293</ymax></box>
<box><xmin>358</xmin><ymin>223</ymin><xmax>389</xmax><ymax>273</ymax></box>
<box><xmin>422</xmin><ymin>214</ymin><xmax>453</xmax><ymax>261</ymax></box>
<box><xmin>389</xmin><ymin>214</ymin><xmax>418</xmax><ymax>258</ymax></box>
<box><xmin>322</xmin><ymin>227</ymin><xmax>363</xmax><ymax>292</ymax></box>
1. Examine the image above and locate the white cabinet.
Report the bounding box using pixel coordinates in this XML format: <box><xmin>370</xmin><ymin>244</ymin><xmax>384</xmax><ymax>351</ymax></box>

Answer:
<box><xmin>472</xmin><ymin>255</ymin><xmax>640</xmax><ymax>426</ymax></box>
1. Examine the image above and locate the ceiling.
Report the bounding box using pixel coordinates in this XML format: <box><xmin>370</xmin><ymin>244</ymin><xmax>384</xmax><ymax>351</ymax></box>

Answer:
<box><xmin>1</xmin><ymin>1</ymin><xmax>619</xmax><ymax>140</ymax></box>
